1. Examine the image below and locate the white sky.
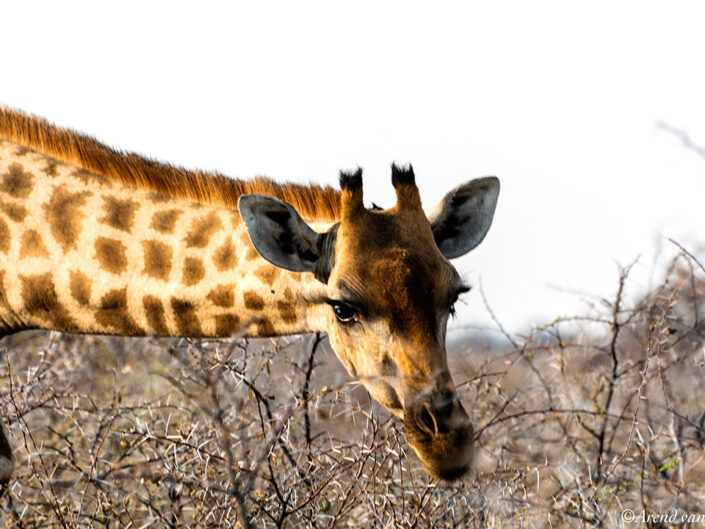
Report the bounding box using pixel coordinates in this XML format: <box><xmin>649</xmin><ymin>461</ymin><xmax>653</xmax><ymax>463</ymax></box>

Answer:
<box><xmin>3</xmin><ymin>1</ymin><xmax>705</xmax><ymax>334</ymax></box>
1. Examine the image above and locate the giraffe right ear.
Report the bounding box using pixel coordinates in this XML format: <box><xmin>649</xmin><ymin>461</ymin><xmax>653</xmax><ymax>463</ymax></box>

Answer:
<box><xmin>238</xmin><ymin>194</ymin><xmax>335</xmax><ymax>281</ymax></box>
<box><xmin>428</xmin><ymin>177</ymin><xmax>500</xmax><ymax>259</ymax></box>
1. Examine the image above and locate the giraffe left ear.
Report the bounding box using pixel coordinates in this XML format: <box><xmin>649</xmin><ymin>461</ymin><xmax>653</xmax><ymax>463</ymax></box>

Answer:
<box><xmin>238</xmin><ymin>194</ymin><xmax>334</xmax><ymax>281</ymax></box>
<box><xmin>428</xmin><ymin>177</ymin><xmax>500</xmax><ymax>259</ymax></box>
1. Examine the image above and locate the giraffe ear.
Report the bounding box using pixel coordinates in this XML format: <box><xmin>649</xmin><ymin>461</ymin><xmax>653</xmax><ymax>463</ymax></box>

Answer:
<box><xmin>238</xmin><ymin>194</ymin><xmax>331</xmax><ymax>277</ymax></box>
<box><xmin>428</xmin><ymin>177</ymin><xmax>500</xmax><ymax>259</ymax></box>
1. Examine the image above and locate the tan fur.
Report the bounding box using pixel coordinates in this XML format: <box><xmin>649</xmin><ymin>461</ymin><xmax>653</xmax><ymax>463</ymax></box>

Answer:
<box><xmin>0</xmin><ymin>135</ymin><xmax>324</xmax><ymax>340</ymax></box>
<box><xmin>0</xmin><ymin>106</ymin><xmax>341</xmax><ymax>221</ymax></box>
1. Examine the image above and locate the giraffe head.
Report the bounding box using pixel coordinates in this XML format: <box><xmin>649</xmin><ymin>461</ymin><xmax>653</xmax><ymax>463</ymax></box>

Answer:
<box><xmin>239</xmin><ymin>165</ymin><xmax>499</xmax><ymax>480</ymax></box>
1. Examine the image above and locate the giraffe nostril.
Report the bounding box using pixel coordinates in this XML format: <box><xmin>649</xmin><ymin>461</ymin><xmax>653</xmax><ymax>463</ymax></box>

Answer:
<box><xmin>417</xmin><ymin>402</ymin><xmax>439</xmax><ymax>437</ymax></box>
<box><xmin>410</xmin><ymin>391</ymin><xmax>470</xmax><ymax>439</ymax></box>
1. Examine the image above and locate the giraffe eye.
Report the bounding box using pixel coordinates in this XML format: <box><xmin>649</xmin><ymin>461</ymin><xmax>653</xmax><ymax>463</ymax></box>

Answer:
<box><xmin>328</xmin><ymin>301</ymin><xmax>357</xmax><ymax>323</ymax></box>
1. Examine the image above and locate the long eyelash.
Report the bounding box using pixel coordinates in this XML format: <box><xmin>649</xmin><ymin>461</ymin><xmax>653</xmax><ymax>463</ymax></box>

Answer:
<box><xmin>323</xmin><ymin>298</ymin><xmax>360</xmax><ymax>311</ymax></box>
<box><xmin>452</xmin><ymin>285</ymin><xmax>471</xmax><ymax>304</ymax></box>
<box><xmin>449</xmin><ymin>284</ymin><xmax>471</xmax><ymax>319</ymax></box>
<box><xmin>458</xmin><ymin>284</ymin><xmax>472</xmax><ymax>295</ymax></box>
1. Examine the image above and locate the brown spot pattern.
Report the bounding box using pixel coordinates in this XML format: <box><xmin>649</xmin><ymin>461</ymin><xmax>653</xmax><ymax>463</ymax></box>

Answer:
<box><xmin>170</xmin><ymin>297</ymin><xmax>202</xmax><ymax>336</ymax></box>
<box><xmin>14</xmin><ymin>146</ymin><xmax>31</xmax><ymax>157</ymax></box>
<box><xmin>143</xmin><ymin>295</ymin><xmax>169</xmax><ymax>335</ymax></box>
<box><xmin>213</xmin><ymin>236</ymin><xmax>238</xmax><ymax>271</ymax></box>
<box><xmin>0</xmin><ymin>163</ymin><xmax>34</xmax><ymax>198</ymax></box>
<box><xmin>150</xmin><ymin>209</ymin><xmax>182</xmax><ymax>234</ymax></box>
<box><xmin>20</xmin><ymin>230</ymin><xmax>49</xmax><ymax>258</ymax></box>
<box><xmin>254</xmin><ymin>265</ymin><xmax>280</xmax><ymax>285</ymax></box>
<box><xmin>184</xmin><ymin>211</ymin><xmax>222</xmax><ymax>248</ymax></box>
<box><xmin>43</xmin><ymin>159</ymin><xmax>60</xmax><ymax>177</ymax></box>
<box><xmin>246</xmin><ymin>248</ymin><xmax>259</xmax><ymax>260</ymax></box>
<box><xmin>256</xmin><ymin>318</ymin><xmax>275</xmax><ymax>336</ymax></box>
<box><xmin>95</xmin><ymin>237</ymin><xmax>128</xmax><ymax>274</ymax></box>
<box><xmin>20</xmin><ymin>273</ymin><xmax>79</xmax><ymax>331</ymax></box>
<box><xmin>244</xmin><ymin>291</ymin><xmax>265</xmax><ymax>311</ymax></box>
<box><xmin>72</xmin><ymin>168</ymin><xmax>112</xmax><ymax>187</ymax></box>
<box><xmin>100</xmin><ymin>196</ymin><xmax>139</xmax><ymax>232</ymax></box>
<box><xmin>182</xmin><ymin>257</ymin><xmax>205</xmax><ymax>286</ymax></box>
<box><xmin>95</xmin><ymin>288</ymin><xmax>145</xmax><ymax>335</ymax></box>
<box><xmin>43</xmin><ymin>185</ymin><xmax>91</xmax><ymax>252</ymax></box>
<box><xmin>276</xmin><ymin>300</ymin><xmax>298</xmax><ymax>324</ymax></box>
<box><xmin>69</xmin><ymin>270</ymin><xmax>92</xmax><ymax>305</ymax></box>
<box><xmin>0</xmin><ymin>217</ymin><xmax>9</xmax><ymax>254</ymax></box>
<box><xmin>215</xmin><ymin>314</ymin><xmax>240</xmax><ymax>336</ymax></box>
<box><xmin>0</xmin><ymin>198</ymin><xmax>28</xmax><ymax>222</ymax></box>
<box><xmin>148</xmin><ymin>192</ymin><xmax>171</xmax><ymax>203</ymax></box>
<box><xmin>142</xmin><ymin>240</ymin><xmax>172</xmax><ymax>280</ymax></box>
<box><xmin>207</xmin><ymin>285</ymin><xmax>235</xmax><ymax>307</ymax></box>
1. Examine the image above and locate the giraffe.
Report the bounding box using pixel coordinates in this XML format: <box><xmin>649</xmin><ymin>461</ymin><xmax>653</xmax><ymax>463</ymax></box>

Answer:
<box><xmin>0</xmin><ymin>107</ymin><xmax>499</xmax><ymax>483</ymax></box>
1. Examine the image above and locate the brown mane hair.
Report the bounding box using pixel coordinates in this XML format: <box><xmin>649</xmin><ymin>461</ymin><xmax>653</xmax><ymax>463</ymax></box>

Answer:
<box><xmin>0</xmin><ymin>106</ymin><xmax>341</xmax><ymax>221</ymax></box>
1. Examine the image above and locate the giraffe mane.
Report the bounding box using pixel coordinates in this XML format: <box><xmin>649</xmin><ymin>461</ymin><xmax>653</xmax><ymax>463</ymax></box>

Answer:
<box><xmin>0</xmin><ymin>106</ymin><xmax>341</xmax><ymax>221</ymax></box>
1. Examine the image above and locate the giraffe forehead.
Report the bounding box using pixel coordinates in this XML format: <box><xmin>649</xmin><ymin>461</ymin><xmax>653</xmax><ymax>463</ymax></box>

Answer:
<box><xmin>336</xmin><ymin>209</ymin><xmax>448</xmax><ymax>285</ymax></box>
<box><xmin>337</xmin><ymin>207</ymin><xmax>441</xmax><ymax>271</ymax></box>
<box><xmin>334</xmin><ymin>247</ymin><xmax>454</xmax><ymax>316</ymax></box>
<box><xmin>375</xmin><ymin>250</ymin><xmax>450</xmax><ymax>303</ymax></box>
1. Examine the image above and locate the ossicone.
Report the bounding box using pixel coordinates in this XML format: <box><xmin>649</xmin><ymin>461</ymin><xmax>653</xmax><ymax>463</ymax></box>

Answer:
<box><xmin>391</xmin><ymin>163</ymin><xmax>415</xmax><ymax>187</ymax></box>
<box><xmin>391</xmin><ymin>163</ymin><xmax>421</xmax><ymax>212</ymax></box>
<box><xmin>338</xmin><ymin>167</ymin><xmax>362</xmax><ymax>191</ymax></box>
<box><xmin>339</xmin><ymin>167</ymin><xmax>364</xmax><ymax>218</ymax></box>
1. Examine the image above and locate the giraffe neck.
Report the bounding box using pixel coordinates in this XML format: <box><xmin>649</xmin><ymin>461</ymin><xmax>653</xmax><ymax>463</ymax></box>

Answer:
<box><xmin>0</xmin><ymin>138</ymin><xmax>330</xmax><ymax>338</ymax></box>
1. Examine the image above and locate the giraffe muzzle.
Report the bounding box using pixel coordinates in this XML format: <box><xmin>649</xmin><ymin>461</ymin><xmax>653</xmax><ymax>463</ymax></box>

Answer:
<box><xmin>404</xmin><ymin>389</ymin><xmax>474</xmax><ymax>480</ymax></box>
